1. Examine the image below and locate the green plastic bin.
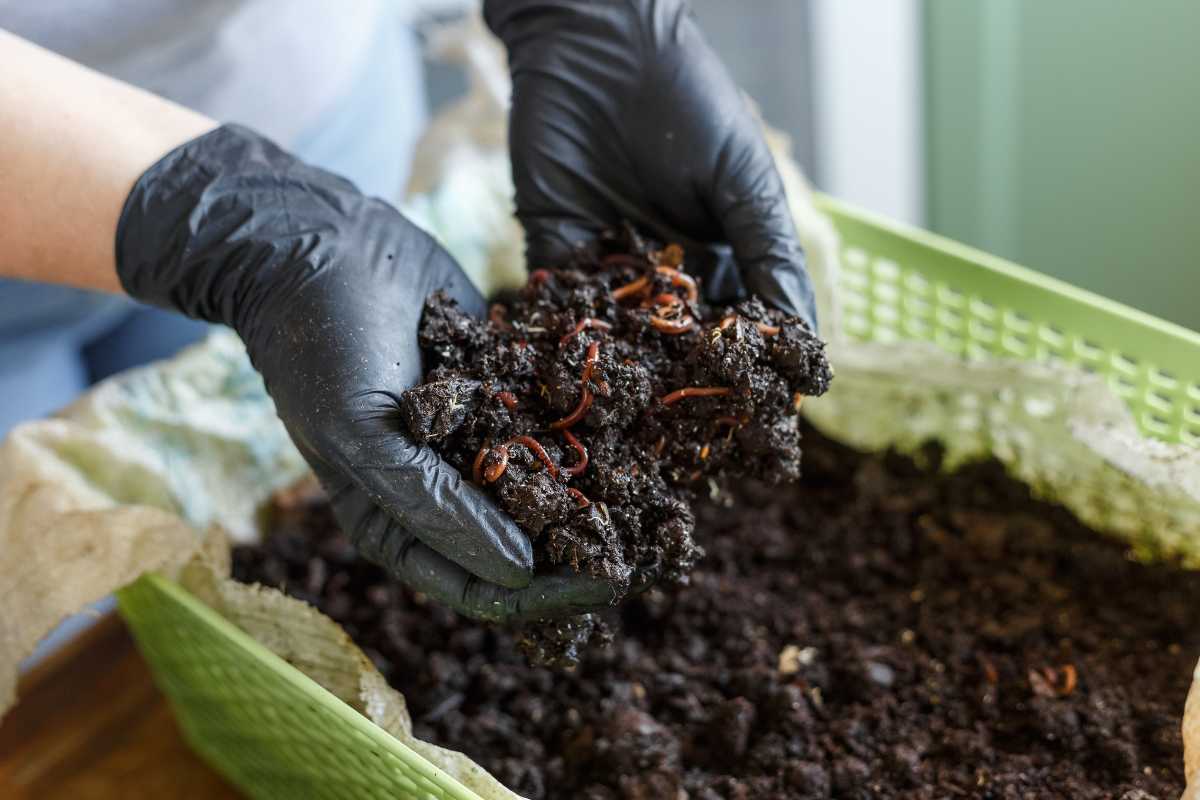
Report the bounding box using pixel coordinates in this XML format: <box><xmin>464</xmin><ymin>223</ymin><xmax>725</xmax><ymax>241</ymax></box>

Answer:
<box><xmin>118</xmin><ymin>199</ymin><xmax>1200</xmax><ymax>800</ymax></box>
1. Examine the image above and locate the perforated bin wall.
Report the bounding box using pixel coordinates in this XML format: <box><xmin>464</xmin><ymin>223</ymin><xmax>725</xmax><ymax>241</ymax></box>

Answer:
<box><xmin>117</xmin><ymin>574</ymin><xmax>484</xmax><ymax>800</ymax></box>
<box><xmin>818</xmin><ymin>197</ymin><xmax>1200</xmax><ymax>446</ymax></box>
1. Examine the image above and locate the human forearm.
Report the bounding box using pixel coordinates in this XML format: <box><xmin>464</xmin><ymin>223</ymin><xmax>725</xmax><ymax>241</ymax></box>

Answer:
<box><xmin>0</xmin><ymin>29</ymin><xmax>214</xmax><ymax>292</ymax></box>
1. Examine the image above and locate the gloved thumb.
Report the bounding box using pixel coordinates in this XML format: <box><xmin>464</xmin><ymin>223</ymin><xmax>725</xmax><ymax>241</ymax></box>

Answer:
<box><xmin>521</xmin><ymin>214</ymin><xmax>605</xmax><ymax>271</ymax></box>
<box><xmin>709</xmin><ymin>131</ymin><xmax>819</xmax><ymax>332</ymax></box>
<box><xmin>303</xmin><ymin>428</ymin><xmax>533</xmax><ymax>591</ymax></box>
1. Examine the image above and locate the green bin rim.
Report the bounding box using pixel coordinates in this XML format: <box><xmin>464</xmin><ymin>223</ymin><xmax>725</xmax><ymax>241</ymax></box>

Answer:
<box><xmin>117</xmin><ymin>573</ymin><xmax>484</xmax><ymax>800</ymax></box>
<box><xmin>814</xmin><ymin>193</ymin><xmax>1200</xmax><ymax>349</ymax></box>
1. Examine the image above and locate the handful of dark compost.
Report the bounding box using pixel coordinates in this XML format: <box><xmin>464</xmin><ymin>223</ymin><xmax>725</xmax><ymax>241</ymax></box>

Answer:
<box><xmin>401</xmin><ymin>233</ymin><xmax>832</xmax><ymax>663</ymax></box>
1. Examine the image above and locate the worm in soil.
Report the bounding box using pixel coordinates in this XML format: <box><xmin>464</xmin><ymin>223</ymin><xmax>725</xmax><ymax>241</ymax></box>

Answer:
<box><xmin>659</xmin><ymin>386</ymin><xmax>733</xmax><ymax>406</ymax></box>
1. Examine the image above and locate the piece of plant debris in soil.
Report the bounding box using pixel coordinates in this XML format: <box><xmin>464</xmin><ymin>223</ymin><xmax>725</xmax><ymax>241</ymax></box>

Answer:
<box><xmin>399</xmin><ymin>230</ymin><xmax>832</xmax><ymax>664</ymax></box>
<box><xmin>236</xmin><ymin>428</ymin><xmax>1194</xmax><ymax>800</ymax></box>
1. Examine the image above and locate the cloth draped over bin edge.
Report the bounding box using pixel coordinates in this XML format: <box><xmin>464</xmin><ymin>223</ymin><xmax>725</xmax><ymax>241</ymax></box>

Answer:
<box><xmin>1</xmin><ymin>11</ymin><xmax>1199</xmax><ymax>800</ymax></box>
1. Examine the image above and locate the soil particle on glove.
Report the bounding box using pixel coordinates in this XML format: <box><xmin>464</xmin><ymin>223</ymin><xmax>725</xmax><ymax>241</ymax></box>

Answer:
<box><xmin>401</xmin><ymin>231</ymin><xmax>832</xmax><ymax>661</ymax></box>
<box><xmin>235</xmin><ymin>429</ymin><xmax>1195</xmax><ymax>799</ymax></box>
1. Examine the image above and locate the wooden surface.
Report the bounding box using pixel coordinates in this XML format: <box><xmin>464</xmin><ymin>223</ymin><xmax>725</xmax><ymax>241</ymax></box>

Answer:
<box><xmin>0</xmin><ymin>613</ymin><xmax>241</xmax><ymax>799</ymax></box>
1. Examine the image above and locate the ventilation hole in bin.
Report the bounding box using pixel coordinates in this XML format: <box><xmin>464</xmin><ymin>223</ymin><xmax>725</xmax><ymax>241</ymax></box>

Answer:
<box><xmin>1111</xmin><ymin>375</ymin><xmax>1137</xmax><ymax>396</ymax></box>
<box><xmin>1186</xmin><ymin>406</ymin><xmax>1200</xmax><ymax>425</ymax></box>
<box><xmin>937</xmin><ymin>307</ymin><xmax>964</xmax><ymax>330</ymax></box>
<box><xmin>903</xmin><ymin>317</ymin><xmax>931</xmax><ymax>338</ymax></box>
<box><xmin>872</xmin><ymin>258</ymin><xmax>901</xmax><ymax>281</ymax></box>
<box><xmin>1142</xmin><ymin>413</ymin><xmax>1172</xmax><ymax>437</ymax></box>
<box><xmin>935</xmin><ymin>328</ymin><xmax>966</xmax><ymax>353</ymax></box>
<box><xmin>904</xmin><ymin>272</ymin><xmax>931</xmax><ymax>295</ymax></box>
<box><xmin>844</xmin><ymin>247</ymin><xmax>869</xmax><ymax>269</ymax></box>
<box><xmin>1002</xmin><ymin>309</ymin><xmax>1033</xmax><ymax>333</ymax></box>
<box><xmin>966</xmin><ymin>341</ymin><xmax>994</xmax><ymax>361</ymax></box>
<box><xmin>968</xmin><ymin>297</ymin><xmax>998</xmax><ymax>321</ymax></box>
<box><xmin>872</xmin><ymin>281</ymin><xmax>900</xmax><ymax>305</ymax></box>
<box><xmin>873</xmin><ymin>304</ymin><xmax>900</xmax><ymax>325</ymax></box>
<box><xmin>1111</xmin><ymin>352</ymin><xmax>1140</xmax><ymax>376</ymax></box>
<box><xmin>1187</xmin><ymin>383</ymin><xmax>1200</xmax><ymax>402</ymax></box>
<box><xmin>1149</xmin><ymin>367</ymin><xmax>1179</xmax><ymax>389</ymax></box>
<box><xmin>903</xmin><ymin>294</ymin><xmax>933</xmax><ymax>319</ymax></box>
<box><xmin>1145</xmin><ymin>390</ymin><xmax>1174</xmax><ymax>414</ymax></box>
<box><xmin>1074</xmin><ymin>338</ymin><xmax>1104</xmax><ymax>363</ymax></box>
<box><xmin>936</xmin><ymin>284</ymin><xmax>966</xmax><ymax>308</ymax></box>
<box><xmin>842</xmin><ymin>270</ymin><xmax>869</xmax><ymax>291</ymax></box>
<box><xmin>968</xmin><ymin>318</ymin><xmax>998</xmax><ymax>344</ymax></box>
<box><xmin>846</xmin><ymin>314</ymin><xmax>870</xmax><ymax>336</ymax></box>
<box><xmin>874</xmin><ymin>325</ymin><xmax>900</xmax><ymax>344</ymax></box>
<box><xmin>1036</xmin><ymin>323</ymin><xmax>1065</xmax><ymax>345</ymax></box>
<box><xmin>1001</xmin><ymin>332</ymin><xmax>1030</xmax><ymax>357</ymax></box>
<box><xmin>842</xmin><ymin>291</ymin><xmax>868</xmax><ymax>310</ymax></box>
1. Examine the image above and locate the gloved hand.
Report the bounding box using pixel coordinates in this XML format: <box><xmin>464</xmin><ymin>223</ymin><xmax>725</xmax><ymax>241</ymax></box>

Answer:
<box><xmin>485</xmin><ymin>0</ymin><xmax>818</xmax><ymax>330</ymax></box>
<box><xmin>116</xmin><ymin>124</ymin><xmax>617</xmax><ymax>622</ymax></box>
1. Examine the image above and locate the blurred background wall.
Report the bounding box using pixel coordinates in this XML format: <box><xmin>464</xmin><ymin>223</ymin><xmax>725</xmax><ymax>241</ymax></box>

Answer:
<box><xmin>925</xmin><ymin>0</ymin><xmax>1200</xmax><ymax>331</ymax></box>
<box><xmin>424</xmin><ymin>0</ymin><xmax>1199</xmax><ymax>329</ymax></box>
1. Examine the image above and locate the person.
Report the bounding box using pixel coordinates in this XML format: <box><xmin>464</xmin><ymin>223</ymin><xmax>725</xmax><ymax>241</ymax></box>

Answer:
<box><xmin>0</xmin><ymin>1</ymin><xmax>817</xmax><ymax>623</ymax></box>
<box><xmin>0</xmin><ymin>1</ymin><xmax>428</xmax><ymax>437</ymax></box>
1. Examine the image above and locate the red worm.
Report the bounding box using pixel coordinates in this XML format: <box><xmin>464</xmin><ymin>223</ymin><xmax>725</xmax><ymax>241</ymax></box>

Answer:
<box><xmin>529</xmin><ymin>268</ymin><xmax>551</xmax><ymax>284</ymax></box>
<box><xmin>611</xmin><ymin>275</ymin><xmax>650</xmax><ymax>301</ymax></box>
<box><xmin>559</xmin><ymin>317</ymin><xmax>612</xmax><ymax>346</ymax></box>
<box><xmin>567</xmin><ymin>487</ymin><xmax>590</xmax><ymax>508</ymax></box>
<box><xmin>649</xmin><ymin>315</ymin><xmax>695</xmax><ymax>335</ymax></box>
<box><xmin>508</xmin><ymin>435</ymin><xmax>560</xmax><ymax>479</ymax></box>
<box><xmin>482</xmin><ymin>445</ymin><xmax>510</xmax><ymax>483</ymax></box>
<box><xmin>659</xmin><ymin>386</ymin><xmax>733</xmax><ymax>406</ymax></box>
<box><xmin>481</xmin><ymin>435</ymin><xmax>561</xmax><ymax>483</ymax></box>
<box><xmin>472</xmin><ymin>446</ymin><xmax>489</xmax><ymax>484</ymax></box>
<box><xmin>489</xmin><ymin>304</ymin><xmax>512</xmax><ymax>331</ymax></box>
<box><xmin>651</xmin><ymin>294</ymin><xmax>686</xmax><ymax>318</ymax></box>
<box><xmin>582</xmin><ymin>341</ymin><xmax>600</xmax><ymax>380</ymax></box>
<box><xmin>550</xmin><ymin>389</ymin><xmax>592</xmax><ymax>430</ymax></box>
<box><xmin>495</xmin><ymin>391</ymin><xmax>518</xmax><ymax>411</ymax></box>
<box><xmin>714</xmin><ymin>415</ymin><xmax>742</xmax><ymax>428</ymax></box>
<box><xmin>561</xmin><ymin>429</ymin><xmax>588</xmax><ymax>477</ymax></box>
<box><xmin>717</xmin><ymin>314</ymin><xmax>780</xmax><ymax>336</ymax></box>
<box><xmin>655</xmin><ymin>266</ymin><xmax>698</xmax><ymax>302</ymax></box>
<box><xmin>550</xmin><ymin>342</ymin><xmax>600</xmax><ymax>430</ymax></box>
<box><xmin>658</xmin><ymin>243</ymin><xmax>685</xmax><ymax>267</ymax></box>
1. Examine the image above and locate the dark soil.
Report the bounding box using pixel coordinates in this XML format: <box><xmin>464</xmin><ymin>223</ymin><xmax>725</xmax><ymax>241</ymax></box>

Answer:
<box><xmin>400</xmin><ymin>232</ymin><xmax>831</xmax><ymax>662</ymax></box>
<box><xmin>234</xmin><ymin>430</ymin><xmax>1194</xmax><ymax>799</ymax></box>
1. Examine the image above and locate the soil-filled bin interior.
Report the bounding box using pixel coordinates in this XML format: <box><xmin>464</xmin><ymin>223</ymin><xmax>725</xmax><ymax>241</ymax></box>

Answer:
<box><xmin>234</xmin><ymin>427</ymin><xmax>1195</xmax><ymax>799</ymax></box>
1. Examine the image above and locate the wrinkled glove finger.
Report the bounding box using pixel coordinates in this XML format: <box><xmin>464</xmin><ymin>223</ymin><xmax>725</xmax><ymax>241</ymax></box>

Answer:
<box><xmin>521</xmin><ymin>214</ymin><xmax>604</xmax><ymax>270</ymax></box>
<box><xmin>333</xmin><ymin>490</ymin><xmax>617</xmax><ymax>621</ymax></box>
<box><xmin>316</xmin><ymin>442</ymin><xmax>533</xmax><ymax>590</ymax></box>
<box><xmin>708</xmin><ymin>126</ymin><xmax>819</xmax><ymax>331</ymax></box>
<box><xmin>456</xmin><ymin>564</ymin><xmax>623</xmax><ymax>623</ymax></box>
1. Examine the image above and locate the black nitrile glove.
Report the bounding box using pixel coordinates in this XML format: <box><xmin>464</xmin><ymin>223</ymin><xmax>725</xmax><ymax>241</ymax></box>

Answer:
<box><xmin>116</xmin><ymin>124</ymin><xmax>617</xmax><ymax>622</ymax></box>
<box><xmin>485</xmin><ymin>0</ymin><xmax>818</xmax><ymax>330</ymax></box>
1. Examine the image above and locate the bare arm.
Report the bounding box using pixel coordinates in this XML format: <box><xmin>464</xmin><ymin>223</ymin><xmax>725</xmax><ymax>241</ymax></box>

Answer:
<box><xmin>0</xmin><ymin>29</ymin><xmax>214</xmax><ymax>292</ymax></box>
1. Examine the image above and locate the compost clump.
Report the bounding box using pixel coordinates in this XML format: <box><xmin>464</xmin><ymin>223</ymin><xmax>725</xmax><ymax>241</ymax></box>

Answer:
<box><xmin>400</xmin><ymin>231</ymin><xmax>832</xmax><ymax>662</ymax></box>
